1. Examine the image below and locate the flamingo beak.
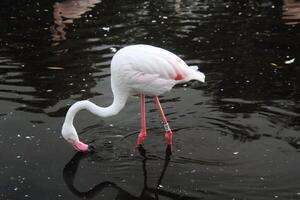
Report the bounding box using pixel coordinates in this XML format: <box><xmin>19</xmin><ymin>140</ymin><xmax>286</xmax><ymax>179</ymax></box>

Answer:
<box><xmin>71</xmin><ymin>141</ymin><xmax>89</xmax><ymax>152</ymax></box>
<box><xmin>87</xmin><ymin>144</ymin><xmax>95</xmax><ymax>152</ymax></box>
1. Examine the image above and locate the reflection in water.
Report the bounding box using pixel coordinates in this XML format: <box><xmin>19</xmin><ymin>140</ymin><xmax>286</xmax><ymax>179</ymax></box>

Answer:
<box><xmin>174</xmin><ymin>0</ymin><xmax>181</xmax><ymax>13</ymax></box>
<box><xmin>63</xmin><ymin>145</ymin><xmax>199</xmax><ymax>199</ymax></box>
<box><xmin>282</xmin><ymin>0</ymin><xmax>300</xmax><ymax>25</ymax></box>
<box><xmin>52</xmin><ymin>0</ymin><xmax>101</xmax><ymax>45</ymax></box>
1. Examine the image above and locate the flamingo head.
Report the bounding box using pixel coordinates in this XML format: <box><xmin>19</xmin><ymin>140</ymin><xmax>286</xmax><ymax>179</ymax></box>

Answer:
<box><xmin>62</xmin><ymin>123</ymin><xmax>92</xmax><ymax>152</ymax></box>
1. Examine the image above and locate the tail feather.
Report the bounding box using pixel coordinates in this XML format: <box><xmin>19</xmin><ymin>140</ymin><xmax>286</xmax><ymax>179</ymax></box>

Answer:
<box><xmin>187</xmin><ymin>65</ymin><xmax>205</xmax><ymax>82</ymax></box>
<box><xmin>189</xmin><ymin>70</ymin><xmax>205</xmax><ymax>83</ymax></box>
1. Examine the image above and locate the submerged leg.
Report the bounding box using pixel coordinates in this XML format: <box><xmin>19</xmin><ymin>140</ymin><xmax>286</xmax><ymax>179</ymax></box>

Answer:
<box><xmin>137</xmin><ymin>94</ymin><xmax>147</xmax><ymax>145</ymax></box>
<box><xmin>153</xmin><ymin>96</ymin><xmax>173</xmax><ymax>145</ymax></box>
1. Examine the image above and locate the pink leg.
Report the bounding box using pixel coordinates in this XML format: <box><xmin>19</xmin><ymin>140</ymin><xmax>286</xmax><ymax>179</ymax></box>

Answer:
<box><xmin>153</xmin><ymin>96</ymin><xmax>173</xmax><ymax>145</ymax></box>
<box><xmin>137</xmin><ymin>94</ymin><xmax>147</xmax><ymax>145</ymax></box>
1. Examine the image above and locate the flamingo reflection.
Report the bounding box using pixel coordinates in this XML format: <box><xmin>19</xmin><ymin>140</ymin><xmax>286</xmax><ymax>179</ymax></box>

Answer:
<box><xmin>52</xmin><ymin>0</ymin><xmax>100</xmax><ymax>45</ymax></box>
<box><xmin>282</xmin><ymin>0</ymin><xmax>300</xmax><ymax>25</ymax></box>
<box><xmin>63</xmin><ymin>145</ymin><xmax>199</xmax><ymax>199</ymax></box>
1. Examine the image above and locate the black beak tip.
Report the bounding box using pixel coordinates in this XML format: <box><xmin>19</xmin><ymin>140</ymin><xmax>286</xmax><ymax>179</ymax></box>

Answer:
<box><xmin>87</xmin><ymin>144</ymin><xmax>95</xmax><ymax>152</ymax></box>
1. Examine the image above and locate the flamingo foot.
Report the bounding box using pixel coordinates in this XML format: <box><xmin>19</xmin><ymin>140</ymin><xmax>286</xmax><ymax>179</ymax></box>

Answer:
<box><xmin>72</xmin><ymin>141</ymin><xmax>89</xmax><ymax>152</ymax></box>
<box><xmin>137</xmin><ymin>130</ymin><xmax>147</xmax><ymax>146</ymax></box>
<box><xmin>165</xmin><ymin>130</ymin><xmax>173</xmax><ymax>145</ymax></box>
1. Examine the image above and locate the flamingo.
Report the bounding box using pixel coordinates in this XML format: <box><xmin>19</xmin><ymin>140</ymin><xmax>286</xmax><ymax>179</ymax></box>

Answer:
<box><xmin>61</xmin><ymin>44</ymin><xmax>205</xmax><ymax>152</ymax></box>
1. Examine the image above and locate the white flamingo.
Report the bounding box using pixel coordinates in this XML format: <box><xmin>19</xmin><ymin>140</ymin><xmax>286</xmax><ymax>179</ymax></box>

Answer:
<box><xmin>61</xmin><ymin>44</ymin><xmax>205</xmax><ymax>152</ymax></box>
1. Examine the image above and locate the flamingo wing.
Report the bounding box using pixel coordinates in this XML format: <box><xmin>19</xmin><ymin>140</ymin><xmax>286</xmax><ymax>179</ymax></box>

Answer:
<box><xmin>111</xmin><ymin>44</ymin><xmax>205</xmax><ymax>95</ymax></box>
<box><xmin>127</xmin><ymin>70</ymin><xmax>177</xmax><ymax>96</ymax></box>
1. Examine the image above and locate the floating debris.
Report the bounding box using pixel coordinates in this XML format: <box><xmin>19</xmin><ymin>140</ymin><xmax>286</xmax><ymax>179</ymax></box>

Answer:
<box><xmin>270</xmin><ymin>63</ymin><xmax>278</xmax><ymax>67</ymax></box>
<box><xmin>47</xmin><ymin>67</ymin><xmax>64</xmax><ymax>70</ymax></box>
<box><xmin>102</xmin><ymin>27</ymin><xmax>110</xmax><ymax>31</ymax></box>
<box><xmin>233</xmin><ymin>152</ymin><xmax>239</xmax><ymax>155</ymax></box>
<box><xmin>285</xmin><ymin>58</ymin><xmax>295</xmax><ymax>64</ymax></box>
<box><xmin>110</xmin><ymin>47</ymin><xmax>117</xmax><ymax>52</ymax></box>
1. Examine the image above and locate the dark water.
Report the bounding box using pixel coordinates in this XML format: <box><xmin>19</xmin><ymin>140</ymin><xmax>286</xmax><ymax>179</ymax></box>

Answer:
<box><xmin>1</xmin><ymin>0</ymin><xmax>300</xmax><ymax>199</ymax></box>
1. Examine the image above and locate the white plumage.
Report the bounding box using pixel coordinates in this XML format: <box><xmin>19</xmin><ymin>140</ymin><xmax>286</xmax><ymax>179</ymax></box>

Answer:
<box><xmin>111</xmin><ymin>44</ymin><xmax>205</xmax><ymax>96</ymax></box>
<box><xmin>62</xmin><ymin>44</ymin><xmax>205</xmax><ymax>152</ymax></box>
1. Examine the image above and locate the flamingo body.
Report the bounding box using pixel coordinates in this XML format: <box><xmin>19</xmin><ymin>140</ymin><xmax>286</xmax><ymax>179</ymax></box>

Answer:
<box><xmin>110</xmin><ymin>45</ymin><xmax>205</xmax><ymax>96</ymax></box>
<box><xmin>62</xmin><ymin>44</ymin><xmax>205</xmax><ymax>151</ymax></box>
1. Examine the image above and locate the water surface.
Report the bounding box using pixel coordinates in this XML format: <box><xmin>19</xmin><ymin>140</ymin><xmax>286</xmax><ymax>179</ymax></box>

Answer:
<box><xmin>1</xmin><ymin>0</ymin><xmax>300</xmax><ymax>199</ymax></box>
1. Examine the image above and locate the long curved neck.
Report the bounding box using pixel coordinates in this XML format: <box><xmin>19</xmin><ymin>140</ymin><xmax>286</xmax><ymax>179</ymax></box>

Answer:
<box><xmin>64</xmin><ymin>93</ymin><xmax>128</xmax><ymax>126</ymax></box>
